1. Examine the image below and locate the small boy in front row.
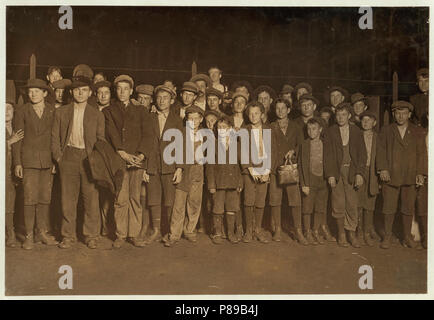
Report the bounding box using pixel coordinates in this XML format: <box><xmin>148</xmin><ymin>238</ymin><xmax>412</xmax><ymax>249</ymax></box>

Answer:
<box><xmin>324</xmin><ymin>102</ymin><xmax>367</xmax><ymax>248</ymax></box>
<box><xmin>207</xmin><ymin>115</ymin><xmax>243</xmax><ymax>244</ymax></box>
<box><xmin>298</xmin><ymin>117</ymin><xmax>328</xmax><ymax>245</ymax></box>
<box><xmin>356</xmin><ymin>111</ymin><xmax>381</xmax><ymax>246</ymax></box>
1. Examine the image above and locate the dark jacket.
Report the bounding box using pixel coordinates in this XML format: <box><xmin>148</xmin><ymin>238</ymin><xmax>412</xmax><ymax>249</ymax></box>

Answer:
<box><xmin>376</xmin><ymin>122</ymin><xmax>425</xmax><ymax>187</ymax></box>
<box><xmin>147</xmin><ymin>108</ymin><xmax>184</xmax><ymax>175</ymax></box>
<box><xmin>12</xmin><ymin>102</ymin><xmax>55</xmax><ymax>169</ymax></box>
<box><xmin>363</xmin><ymin>131</ymin><xmax>380</xmax><ymax>196</ymax></box>
<box><xmin>410</xmin><ymin>93</ymin><xmax>428</xmax><ymax>128</ymax></box>
<box><xmin>51</xmin><ymin>102</ymin><xmax>105</xmax><ymax>162</ymax></box>
<box><xmin>103</xmin><ymin>100</ymin><xmax>152</xmax><ymax>169</ymax></box>
<box><xmin>298</xmin><ymin>138</ymin><xmax>326</xmax><ymax>188</ymax></box>
<box><xmin>324</xmin><ymin>124</ymin><xmax>367</xmax><ymax>184</ymax></box>
<box><xmin>88</xmin><ymin>140</ymin><xmax>126</xmax><ymax>196</ymax></box>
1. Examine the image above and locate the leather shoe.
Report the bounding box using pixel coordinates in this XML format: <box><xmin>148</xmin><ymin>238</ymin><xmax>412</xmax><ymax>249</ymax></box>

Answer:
<box><xmin>58</xmin><ymin>237</ymin><xmax>73</xmax><ymax>249</ymax></box>
<box><xmin>87</xmin><ymin>239</ymin><xmax>98</xmax><ymax>249</ymax></box>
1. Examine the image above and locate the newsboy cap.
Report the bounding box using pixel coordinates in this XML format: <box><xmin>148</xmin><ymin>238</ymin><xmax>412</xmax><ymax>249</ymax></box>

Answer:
<box><xmin>232</xmin><ymin>91</ymin><xmax>249</xmax><ymax>103</ymax></box>
<box><xmin>94</xmin><ymin>80</ymin><xmax>112</xmax><ymax>90</ymax></box>
<box><xmin>204</xmin><ymin>109</ymin><xmax>221</xmax><ymax>119</ymax></box>
<box><xmin>350</xmin><ymin>92</ymin><xmax>368</xmax><ymax>105</ymax></box>
<box><xmin>190</xmin><ymin>74</ymin><xmax>212</xmax><ymax>88</ymax></box>
<box><xmin>114</xmin><ymin>75</ymin><xmax>134</xmax><ymax>88</ymax></box>
<box><xmin>71</xmin><ymin>76</ymin><xmax>93</xmax><ymax>89</ymax></box>
<box><xmin>359</xmin><ymin>110</ymin><xmax>377</xmax><ymax>121</ymax></box>
<box><xmin>416</xmin><ymin>68</ymin><xmax>429</xmax><ymax>79</ymax></box>
<box><xmin>206</xmin><ymin>87</ymin><xmax>223</xmax><ymax>99</ymax></box>
<box><xmin>136</xmin><ymin>84</ymin><xmax>154</xmax><ymax>96</ymax></box>
<box><xmin>185</xmin><ymin>105</ymin><xmax>205</xmax><ymax>117</ymax></box>
<box><xmin>181</xmin><ymin>81</ymin><xmax>199</xmax><ymax>94</ymax></box>
<box><xmin>327</xmin><ymin>86</ymin><xmax>349</xmax><ymax>99</ymax></box>
<box><xmin>391</xmin><ymin>100</ymin><xmax>414</xmax><ymax>112</ymax></box>
<box><xmin>294</xmin><ymin>82</ymin><xmax>313</xmax><ymax>95</ymax></box>
<box><xmin>154</xmin><ymin>84</ymin><xmax>176</xmax><ymax>98</ymax></box>
<box><xmin>299</xmin><ymin>93</ymin><xmax>319</xmax><ymax>106</ymax></box>
<box><xmin>280</xmin><ymin>84</ymin><xmax>294</xmax><ymax>95</ymax></box>
<box><xmin>72</xmin><ymin>64</ymin><xmax>94</xmax><ymax>79</ymax></box>
<box><xmin>23</xmin><ymin>78</ymin><xmax>49</xmax><ymax>91</ymax></box>
<box><xmin>253</xmin><ymin>85</ymin><xmax>277</xmax><ymax>100</ymax></box>
<box><xmin>52</xmin><ymin>79</ymin><xmax>72</xmax><ymax>90</ymax></box>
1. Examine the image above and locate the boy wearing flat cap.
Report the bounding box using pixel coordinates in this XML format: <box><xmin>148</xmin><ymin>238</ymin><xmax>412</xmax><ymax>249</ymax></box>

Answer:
<box><xmin>13</xmin><ymin>79</ymin><xmax>58</xmax><ymax>250</ymax></box>
<box><xmin>376</xmin><ymin>100</ymin><xmax>425</xmax><ymax>249</ymax></box>
<box><xmin>324</xmin><ymin>102</ymin><xmax>367</xmax><ymax>248</ymax></box>
<box><xmin>146</xmin><ymin>84</ymin><xmax>184</xmax><ymax>242</ymax></box>
<box><xmin>52</xmin><ymin>79</ymin><xmax>72</xmax><ymax>109</ymax></box>
<box><xmin>231</xmin><ymin>92</ymin><xmax>249</xmax><ymax>131</ymax></box>
<box><xmin>294</xmin><ymin>94</ymin><xmax>319</xmax><ymax>139</ymax></box>
<box><xmin>177</xmin><ymin>82</ymin><xmax>199</xmax><ymax>119</ymax></box>
<box><xmin>350</xmin><ymin>93</ymin><xmax>369</xmax><ymax>126</ymax></box>
<box><xmin>356</xmin><ymin>111</ymin><xmax>380</xmax><ymax>246</ymax></box>
<box><xmin>326</xmin><ymin>86</ymin><xmax>348</xmax><ymax>114</ymax></box>
<box><xmin>410</xmin><ymin>68</ymin><xmax>429</xmax><ymax>128</ymax></box>
<box><xmin>164</xmin><ymin>105</ymin><xmax>205</xmax><ymax>246</ymax></box>
<box><xmin>136</xmin><ymin>84</ymin><xmax>154</xmax><ymax>112</ymax></box>
<box><xmin>254</xmin><ymin>85</ymin><xmax>277</xmax><ymax>124</ymax></box>
<box><xmin>190</xmin><ymin>74</ymin><xmax>211</xmax><ymax>111</ymax></box>
<box><xmin>95</xmin><ymin>80</ymin><xmax>112</xmax><ymax>112</ymax></box>
<box><xmin>206</xmin><ymin>87</ymin><xmax>224</xmax><ymax>115</ymax></box>
<box><xmin>52</xmin><ymin>76</ymin><xmax>105</xmax><ymax>249</ymax></box>
<box><xmin>103</xmin><ymin>74</ymin><xmax>153</xmax><ymax>248</ymax></box>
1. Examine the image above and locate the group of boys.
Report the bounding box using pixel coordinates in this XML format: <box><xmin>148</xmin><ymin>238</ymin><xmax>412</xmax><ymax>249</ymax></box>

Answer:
<box><xmin>5</xmin><ymin>65</ymin><xmax>428</xmax><ymax>251</ymax></box>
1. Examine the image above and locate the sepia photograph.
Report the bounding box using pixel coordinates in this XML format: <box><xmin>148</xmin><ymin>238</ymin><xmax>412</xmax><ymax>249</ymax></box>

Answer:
<box><xmin>2</xmin><ymin>3</ymin><xmax>431</xmax><ymax>298</ymax></box>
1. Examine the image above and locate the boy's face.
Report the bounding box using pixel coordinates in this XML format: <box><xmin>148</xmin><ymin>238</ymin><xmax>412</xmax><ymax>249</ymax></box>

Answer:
<box><xmin>393</xmin><ymin>108</ymin><xmax>411</xmax><ymax>126</ymax></box>
<box><xmin>97</xmin><ymin>87</ymin><xmax>111</xmax><ymax>106</ymax></box>
<box><xmin>209</xmin><ymin>69</ymin><xmax>221</xmax><ymax>83</ymax></box>
<box><xmin>207</xmin><ymin>95</ymin><xmax>221</xmax><ymax>111</ymax></box>
<box><xmin>361</xmin><ymin>116</ymin><xmax>376</xmax><ymax>130</ymax></box>
<box><xmin>93</xmin><ymin>74</ymin><xmax>105</xmax><ymax>84</ymax></box>
<box><xmin>418</xmin><ymin>76</ymin><xmax>429</xmax><ymax>93</ymax></box>
<box><xmin>330</xmin><ymin>90</ymin><xmax>344</xmax><ymax>107</ymax></box>
<box><xmin>72</xmin><ymin>86</ymin><xmax>92</xmax><ymax>103</ymax></box>
<box><xmin>320</xmin><ymin>112</ymin><xmax>331</xmax><ymax>124</ymax></box>
<box><xmin>5</xmin><ymin>103</ymin><xmax>14</xmax><ymax>122</ymax></box>
<box><xmin>55</xmin><ymin>88</ymin><xmax>64</xmax><ymax>103</ymax></box>
<box><xmin>195</xmin><ymin>80</ymin><xmax>207</xmax><ymax>94</ymax></box>
<box><xmin>353</xmin><ymin>101</ymin><xmax>367</xmax><ymax>116</ymax></box>
<box><xmin>297</xmin><ymin>88</ymin><xmax>308</xmax><ymax>100</ymax></box>
<box><xmin>258</xmin><ymin>91</ymin><xmax>272</xmax><ymax>112</ymax></box>
<box><xmin>233</xmin><ymin>96</ymin><xmax>247</xmax><ymax>113</ymax></box>
<box><xmin>248</xmin><ymin>106</ymin><xmax>263</xmax><ymax>125</ymax></box>
<box><xmin>156</xmin><ymin>90</ymin><xmax>173</xmax><ymax>112</ymax></box>
<box><xmin>307</xmin><ymin>122</ymin><xmax>322</xmax><ymax>140</ymax></box>
<box><xmin>47</xmin><ymin>70</ymin><xmax>62</xmax><ymax>84</ymax></box>
<box><xmin>187</xmin><ymin>112</ymin><xmax>203</xmax><ymax>131</ymax></box>
<box><xmin>335</xmin><ymin>109</ymin><xmax>351</xmax><ymax>126</ymax></box>
<box><xmin>275</xmin><ymin>102</ymin><xmax>290</xmax><ymax>120</ymax></box>
<box><xmin>181</xmin><ymin>91</ymin><xmax>196</xmax><ymax>106</ymax></box>
<box><xmin>28</xmin><ymin>88</ymin><xmax>48</xmax><ymax>104</ymax></box>
<box><xmin>300</xmin><ymin>99</ymin><xmax>316</xmax><ymax>117</ymax></box>
<box><xmin>205</xmin><ymin>114</ymin><xmax>218</xmax><ymax>129</ymax></box>
<box><xmin>137</xmin><ymin>93</ymin><xmax>152</xmax><ymax>108</ymax></box>
<box><xmin>116</xmin><ymin>82</ymin><xmax>133</xmax><ymax>103</ymax></box>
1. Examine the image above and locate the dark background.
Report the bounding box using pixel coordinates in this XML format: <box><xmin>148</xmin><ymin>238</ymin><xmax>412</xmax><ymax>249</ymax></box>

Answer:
<box><xmin>6</xmin><ymin>6</ymin><xmax>429</xmax><ymax>102</ymax></box>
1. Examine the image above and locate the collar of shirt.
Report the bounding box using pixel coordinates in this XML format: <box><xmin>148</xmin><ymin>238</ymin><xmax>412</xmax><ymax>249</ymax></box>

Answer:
<box><xmin>157</xmin><ymin>109</ymin><xmax>169</xmax><ymax>118</ymax></box>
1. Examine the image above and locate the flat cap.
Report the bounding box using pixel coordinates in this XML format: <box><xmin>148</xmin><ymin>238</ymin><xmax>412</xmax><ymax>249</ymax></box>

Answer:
<box><xmin>294</xmin><ymin>82</ymin><xmax>313</xmax><ymax>94</ymax></box>
<box><xmin>71</xmin><ymin>76</ymin><xmax>93</xmax><ymax>89</ymax></box>
<box><xmin>351</xmin><ymin>92</ymin><xmax>368</xmax><ymax>105</ymax></box>
<box><xmin>181</xmin><ymin>81</ymin><xmax>199</xmax><ymax>94</ymax></box>
<box><xmin>391</xmin><ymin>100</ymin><xmax>414</xmax><ymax>112</ymax></box>
<box><xmin>94</xmin><ymin>80</ymin><xmax>112</xmax><ymax>90</ymax></box>
<box><xmin>6</xmin><ymin>80</ymin><xmax>16</xmax><ymax>105</ymax></box>
<box><xmin>280</xmin><ymin>84</ymin><xmax>294</xmax><ymax>95</ymax></box>
<box><xmin>417</xmin><ymin>68</ymin><xmax>429</xmax><ymax>78</ymax></box>
<box><xmin>299</xmin><ymin>93</ymin><xmax>319</xmax><ymax>106</ymax></box>
<box><xmin>253</xmin><ymin>85</ymin><xmax>277</xmax><ymax>100</ymax></box>
<box><xmin>359</xmin><ymin>110</ymin><xmax>377</xmax><ymax>121</ymax></box>
<box><xmin>23</xmin><ymin>78</ymin><xmax>49</xmax><ymax>91</ymax></box>
<box><xmin>190</xmin><ymin>73</ymin><xmax>212</xmax><ymax>88</ymax></box>
<box><xmin>327</xmin><ymin>86</ymin><xmax>349</xmax><ymax>98</ymax></box>
<box><xmin>232</xmin><ymin>91</ymin><xmax>249</xmax><ymax>102</ymax></box>
<box><xmin>154</xmin><ymin>84</ymin><xmax>176</xmax><ymax>98</ymax></box>
<box><xmin>73</xmin><ymin>64</ymin><xmax>94</xmax><ymax>79</ymax></box>
<box><xmin>136</xmin><ymin>84</ymin><xmax>154</xmax><ymax>96</ymax></box>
<box><xmin>319</xmin><ymin>106</ymin><xmax>334</xmax><ymax>114</ymax></box>
<box><xmin>204</xmin><ymin>109</ymin><xmax>221</xmax><ymax>119</ymax></box>
<box><xmin>52</xmin><ymin>79</ymin><xmax>72</xmax><ymax>90</ymax></box>
<box><xmin>114</xmin><ymin>75</ymin><xmax>134</xmax><ymax>88</ymax></box>
<box><xmin>185</xmin><ymin>105</ymin><xmax>205</xmax><ymax>117</ymax></box>
<box><xmin>206</xmin><ymin>87</ymin><xmax>223</xmax><ymax>99</ymax></box>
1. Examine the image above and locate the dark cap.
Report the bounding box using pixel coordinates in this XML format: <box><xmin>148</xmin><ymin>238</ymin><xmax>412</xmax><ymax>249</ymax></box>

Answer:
<box><xmin>71</xmin><ymin>76</ymin><xmax>93</xmax><ymax>89</ymax></box>
<box><xmin>253</xmin><ymin>85</ymin><xmax>277</xmax><ymax>100</ymax></box>
<box><xmin>23</xmin><ymin>78</ymin><xmax>49</xmax><ymax>91</ymax></box>
<box><xmin>359</xmin><ymin>110</ymin><xmax>377</xmax><ymax>121</ymax></box>
<box><xmin>327</xmin><ymin>86</ymin><xmax>349</xmax><ymax>99</ymax></box>
<box><xmin>294</xmin><ymin>82</ymin><xmax>313</xmax><ymax>94</ymax></box>
<box><xmin>72</xmin><ymin>64</ymin><xmax>94</xmax><ymax>79</ymax></box>
<box><xmin>280</xmin><ymin>84</ymin><xmax>294</xmax><ymax>95</ymax></box>
<box><xmin>181</xmin><ymin>81</ymin><xmax>199</xmax><ymax>94</ymax></box>
<box><xmin>206</xmin><ymin>87</ymin><xmax>223</xmax><ymax>99</ymax></box>
<box><xmin>351</xmin><ymin>92</ymin><xmax>367</xmax><ymax>105</ymax></box>
<box><xmin>204</xmin><ymin>109</ymin><xmax>221</xmax><ymax>119</ymax></box>
<box><xmin>417</xmin><ymin>68</ymin><xmax>429</xmax><ymax>79</ymax></box>
<box><xmin>52</xmin><ymin>79</ymin><xmax>72</xmax><ymax>90</ymax></box>
<box><xmin>391</xmin><ymin>100</ymin><xmax>414</xmax><ymax>112</ymax></box>
<box><xmin>185</xmin><ymin>105</ymin><xmax>205</xmax><ymax>117</ymax></box>
<box><xmin>136</xmin><ymin>84</ymin><xmax>154</xmax><ymax>96</ymax></box>
<box><xmin>299</xmin><ymin>93</ymin><xmax>319</xmax><ymax>106</ymax></box>
<box><xmin>94</xmin><ymin>80</ymin><xmax>112</xmax><ymax>90</ymax></box>
<box><xmin>190</xmin><ymin>74</ymin><xmax>212</xmax><ymax>88</ymax></box>
<box><xmin>319</xmin><ymin>106</ymin><xmax>333</xmax><ymax>115</ymax></box>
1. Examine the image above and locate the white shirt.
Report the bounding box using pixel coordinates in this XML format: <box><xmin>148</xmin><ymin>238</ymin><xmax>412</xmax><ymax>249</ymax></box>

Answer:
<box><xmin>68</xmin><ymin>104</ymin><xmax>86</xmax><ymax>149</ymax></box>
<box><xmin>339</xmin><ymin>124</ymin><xmax>350</xmax><ymax>146</ymax></box>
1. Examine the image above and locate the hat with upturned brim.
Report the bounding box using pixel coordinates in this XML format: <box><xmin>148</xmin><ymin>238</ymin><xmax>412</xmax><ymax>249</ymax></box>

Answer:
<box><xmin>71</xmin><ymin>76</ymin><xmax>93</xmax><ymax>89</ymax></box>
<box><xmin>52</xmin><ymin>79</ymin><xmax>72</xmax><ymax>90</ymax></box>
<box><xmin>299</xmin><ymin>93</ymin><xmax>319</xmax><ymax>106</ymax></box>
